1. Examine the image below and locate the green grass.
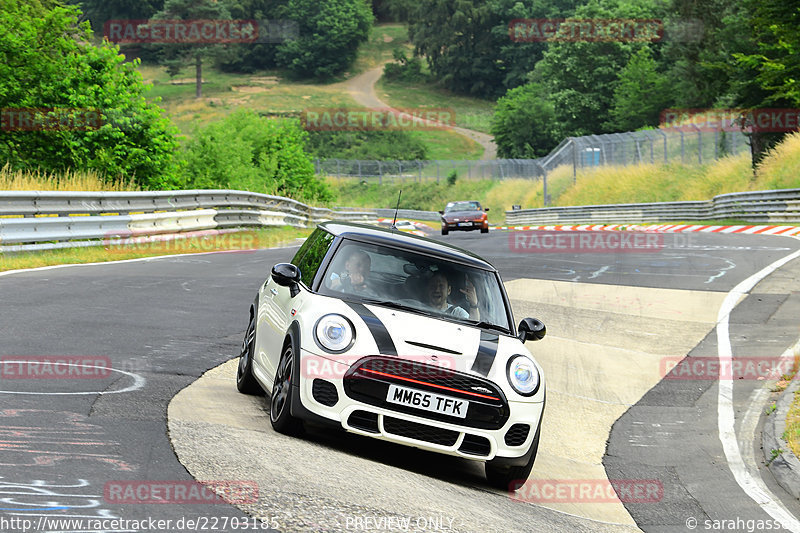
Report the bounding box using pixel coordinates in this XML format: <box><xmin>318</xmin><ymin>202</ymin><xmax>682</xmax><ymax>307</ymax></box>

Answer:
<box><xmin>0</xmin><ymin>227</ymin><xmax>311</xmax><ymax>272</ymax></box>
<box><xmin>139</xmin><ymin>63</ymin><xmax>359</xmax><ymax>137</ymax></box>
<box><xmin>376</xmin><ymin>78</ymin><xmax>495</xmax><ymax>134</ymax></box>
<box><xmin>351</xmin><ymin>23</ymin><xmax>411</xmax><ymax>74</ymax></box>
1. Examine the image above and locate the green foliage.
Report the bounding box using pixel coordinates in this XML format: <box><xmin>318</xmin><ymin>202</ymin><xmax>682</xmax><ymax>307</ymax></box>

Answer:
<box><xmin>305</xmin><ymin>130</ymin><xmax>428</xmax><ymax>160</ymax></box>
<box><xmin>491</xmin><ymin>82</ymin><xmax>560</xmax><ymax>158</ymax></box>
<box><xmin>737</xmin><ymin>0</ymin><xmax>800</xmax><ymax>106</ymax></box>
<box><xmin>216</xmin><ymin>0</ymin><xmax>284</xmax><ymax>72</ymax></box>
<box><xmin>446</xmin><ymin>170</ymin><xmax>457</xmax><ymax>186</ymax></box>
<box><xmin>70</xmin><ymin>0</ymin><xmax>165</xmax><ymax>33</ymax></box>
<box><xmin>184</xmin><ymin>110</ymin><xmax>332</xmax><ymax>202</ymax></box>
<box><xmin>608</xmin><ymin>47</ymin><xmax>672</xmax><ymax>131</ymax></box>
<box><xmin>383</xmin><ymin>49</ymin><xmax>426</xmax><ymax>82</ymax></box>
<box><xmin>408</xmin><ymin>0</ymin><xmax>580</xmax><ymax>99</ymax></box>
<box><xmin>530</xmin><ymin>0</ymin><xmax>667</xmax><ymax>137</ymax></box>
<box><xmin>372</xmin><ymin>0</ymin><xmax>416</xmax><ymax>22</ymax></box>
<box><xmin>147</xmin><ymin>0</ymin><xmax>234</xmax><ymax>98</ymax></box>
<box><xmin>276</xmin><ymin>0</ymin><xmax>373</xmax><ymax>79</ymax></box>
<box><xmin>0</xmin><ymin>0</ymin><xmax>181</xmax><ymax>188</ymax></box>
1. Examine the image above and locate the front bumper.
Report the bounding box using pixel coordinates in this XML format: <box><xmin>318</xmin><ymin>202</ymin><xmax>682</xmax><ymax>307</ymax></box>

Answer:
<box><xmin>442</xmin><ymin>220</ymin><xmax>487</xmax><ymax>231</ymax></box>
<box><xmin>293</xmin><ymin>350</ymin><xmax>544</xmax><ymax>462</ymax></box>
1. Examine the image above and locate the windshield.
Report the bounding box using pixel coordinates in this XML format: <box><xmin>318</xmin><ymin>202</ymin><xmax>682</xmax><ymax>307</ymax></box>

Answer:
<box><xmin>445</xmin><ymin>201</ymin><xmax>482</xmax><ymax>213</ymax></box>
<box><xmin>319</xmin><ymin>240</ymin><xmax>511</xmax><ymax>332</ymax></box>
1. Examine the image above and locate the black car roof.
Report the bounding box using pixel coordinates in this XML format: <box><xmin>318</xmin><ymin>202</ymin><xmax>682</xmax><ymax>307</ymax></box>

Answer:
<box><xmin>318</xmin><ymin>221</ymin><xmax>496</xmax><ymax>271</ymax></box>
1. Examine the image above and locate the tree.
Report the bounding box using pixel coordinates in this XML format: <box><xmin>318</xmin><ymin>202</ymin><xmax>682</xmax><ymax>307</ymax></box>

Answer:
<box><xmin>148</xmin><ymin>0</ymin><xmax>234</xmax><ymax>98</ymax></box>
<box><xmin>731</xmin><ymin>0</ymin><xmax>800</xmax><ymax>166</ymax></box>
<box><xmin>0</xmin><ymin>0</ymin><xmax>181</xmax><ymax>188</ymax></box>
<box><xmin>185</xmin><ymin>110</ymin><xmax>332</xmax><ymax>202</ymax></box>
<box><xmin>608</xmin><ymin>47</ymin><xmax>672</xmax><ymax>131</ymax></box>
<box><xmin>491</xmin><ymin>83</ymin><xmax>560</xmax><ymax>158</ymax></box>
<box><xmin>275</xmin><ymin>0</ymin><xmax>372</xmax><ymax>79</ymax></box>
<box><xmin>529</xmin><ymin>0</ymin><xmax>668</xmax><ymax>137</ymax></box>
<box><xmin>70</xmin><ymin>0</ymin><xmax>165</xmax><ymax>33</ymax></box>
<box><xmin>408</xmin><ymin>0</ymin><xmax>580</xmax><ymax>99</ymax></box>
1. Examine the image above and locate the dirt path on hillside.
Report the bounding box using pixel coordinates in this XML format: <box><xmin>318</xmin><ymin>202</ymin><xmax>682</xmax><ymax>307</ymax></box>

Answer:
<box><xmin>339</xmin><ymin>65</ymin><xmax>497</xmax><ymax>160</ymax></box>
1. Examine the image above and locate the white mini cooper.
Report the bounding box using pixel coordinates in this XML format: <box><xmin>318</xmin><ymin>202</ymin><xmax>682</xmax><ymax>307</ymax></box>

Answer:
<box><xmin>236</xmin><ymin>222</ymin><xmax>546</xmax><ymax>489</ymax></box>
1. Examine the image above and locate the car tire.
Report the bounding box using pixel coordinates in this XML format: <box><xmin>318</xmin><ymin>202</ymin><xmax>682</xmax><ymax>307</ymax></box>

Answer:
<box><xmin>481</xmin><ymin>227</ymin><xmax>489</xmax><ymax>234</ymax></box>
<box><xmin>484</xmin><ymin>429</ymin><xmax>540</xmax><ymax>491</ymax></box>
<box><xmin>441</xmin><ymin>227</ymin><xmax>449</xmax><ymax>235</ymax></box>
<box><xmin>236</xmin><ymin>314</ymin><xmax>263</xmax><ymax>395</ymax></box>
<box><xmin>269</xmin><ymin>342</ymin><xmax>303</xmax><ymax>435</ymax></box>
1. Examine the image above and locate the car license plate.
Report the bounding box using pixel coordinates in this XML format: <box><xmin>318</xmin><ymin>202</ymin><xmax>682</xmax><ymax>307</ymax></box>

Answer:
<box><xmin>458</xmin><ymin>222</ymin><xmax>471</xmax><ymax>227</ymax></box>
<box><xmin>386</xmin><ymin>384</ymin><xmax>467</xmax><ymax>418</ymax></box>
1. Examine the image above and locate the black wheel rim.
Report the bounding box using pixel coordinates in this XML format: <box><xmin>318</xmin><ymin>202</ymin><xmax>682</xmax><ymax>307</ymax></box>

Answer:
<box><xmin>237</xmin><ymin>318</ymin><xmax>255</xmax><ymax>382</ymax></box>
<box><xmin>270</xmin><ymin>346</ymin><xmax>292</xmax><ymax>422</ymax></box>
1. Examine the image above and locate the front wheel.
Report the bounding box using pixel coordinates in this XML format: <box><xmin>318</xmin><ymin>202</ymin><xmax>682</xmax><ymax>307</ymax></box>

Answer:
<box><xmin>441</xmin><ymin>227</ymin><xmax>449</xmax><ymax>235</ymax></box>
<box><xmin>269</xmin><ymin>343</ymin><xmax>303</xmax><ymax>435</ymax></box>
<box><xmin>485</xmin><ymin>429</ymin><xmax>540</xmax><ymax>491</ymax></box>
<box><xmin>236</xmin><ymin>315</ymin><xmax>263</xmax><ymax>395</ymax></box>
<box><xmin>480</xmin><ymin>227</ymin><xmax>489</xmax><ymax>234</ymax></box>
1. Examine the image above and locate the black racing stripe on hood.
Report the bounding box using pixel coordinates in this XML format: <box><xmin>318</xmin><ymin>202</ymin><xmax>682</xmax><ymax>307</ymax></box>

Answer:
<box><xmin>346</xmin><ymin>302</ymin><xmax>397</xmax><ymax>356</ymax></box>
<box><xmin>471</xmin><ymin>331</ymin><xmax>499</xmax><ymax>376</ymax></box>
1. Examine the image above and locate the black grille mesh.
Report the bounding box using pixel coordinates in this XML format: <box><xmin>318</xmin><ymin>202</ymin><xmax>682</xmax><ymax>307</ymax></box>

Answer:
<box><xmin>311</xmin><ymin>379</ymin><xmax>339</xmax><ymax>407</ymax></box>
<box><xmin>504</xmin><ymin>424</ymin><xmax>531</xmax><ymax>446</ymax></box>
<box><xmin>459</xmin><ymin>434</ymin><xmax>491</xmax><ymax>456</ymax></box>
<box><xmin>383</xmin><ymin>416</ymin><xmax>459</xmax><ymax>446</ymax></box>
<box><xmin>347</xmin><ymin>410</ymin><xmax>379</xmax><ymax>433</ymax></box>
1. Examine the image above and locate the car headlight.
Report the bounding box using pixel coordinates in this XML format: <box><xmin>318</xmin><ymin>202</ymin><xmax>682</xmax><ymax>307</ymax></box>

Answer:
<box><xmin>506</xmin><ymin>355</ymin><xmax>540</xmax><ymax>396</ymax></box>
<box><xmin>314</xmin><ymin>314</ymin><xmax>355</xmax><ymax>353</ymax></box>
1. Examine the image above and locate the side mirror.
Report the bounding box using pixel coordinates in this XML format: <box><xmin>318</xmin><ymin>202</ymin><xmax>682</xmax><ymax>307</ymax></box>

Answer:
<box><xmin>518</xmin><ymin>318</ymin><xmax>546</xmax><ymax>342</ymax></box>
<box><xmin>484</xmin><ymin>207</ymin><xmax>490</xmax><ymax>211</ymax></box>
<box><xmin>271</xmin><ymin>263</ymin><xmax>301</xmax><ymax>297</ymax></box>
<box><xmin>438</xmin><ymin>210</ymin><xmax>444</xmax><ymax>215</ymax></box>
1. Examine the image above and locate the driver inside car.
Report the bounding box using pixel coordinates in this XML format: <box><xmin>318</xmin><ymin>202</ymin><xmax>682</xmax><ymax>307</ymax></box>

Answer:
<box><xmin>328</xmin><ymin>249</ymin><xmax>378</xmax><ymax>297</ymax></box>
<box><xmin>422</xmin><ymin>271</ymin><xmax>480</xmax><ymax>321</ymax></box>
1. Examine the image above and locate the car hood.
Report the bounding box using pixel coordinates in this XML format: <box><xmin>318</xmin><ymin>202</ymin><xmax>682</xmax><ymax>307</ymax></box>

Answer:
<box><xmin>323</xmin><ymin>302</ymin><xmax>539</xmax><ymax>389</ymax></box>
<box><xmin>442</xmin><ymin>210</ymin><xmax>484</xmax><ymax>220</ymax></box>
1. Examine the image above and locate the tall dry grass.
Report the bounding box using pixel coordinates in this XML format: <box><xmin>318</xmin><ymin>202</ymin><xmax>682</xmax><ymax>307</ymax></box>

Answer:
<box><xmin>0</xmin><ymin>164</ymin><xmax>139</xmax><ymax>192</ymax></box>
<box><xmin>754</xmin><ymin>131</ymin><xmax>800</xmax><ymax>190</ymax></box>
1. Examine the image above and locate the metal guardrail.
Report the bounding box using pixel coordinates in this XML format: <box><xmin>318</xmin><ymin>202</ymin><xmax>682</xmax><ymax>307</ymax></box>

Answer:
<box><xmin>0</xmin><ymin>190</ymin><xmax>377</xmax><ymax>252</ymax></box>
<box><xmin>505</xmin><ymin>189</ymin><xmax>800</xmax><ymax>225</ymax></box>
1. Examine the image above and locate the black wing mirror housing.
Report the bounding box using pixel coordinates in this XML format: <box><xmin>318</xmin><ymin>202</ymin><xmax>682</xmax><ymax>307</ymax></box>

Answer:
<box><xmin>271</xmin><ymin>263</ymin><xmax>301</xmax><ymax>297</ymax></box>
<box><xmin>518</xmin><ymin>318</ymin><xmax>546</xmax><ymax>342</ymax></box>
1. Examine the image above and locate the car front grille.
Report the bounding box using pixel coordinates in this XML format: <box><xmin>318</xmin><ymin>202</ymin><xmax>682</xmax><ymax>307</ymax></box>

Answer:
<box><xmin>504</xmin><ymin>423</ymin><xmax>530</xmax><ymax>446</ymax></box>
<box><xmin>383</xmin><ymin>416</ymin><xmax>459</xmax><ymax>447</ymax></box>
<box><xmin>458</xmin><ymin>434</ymin><xmax>491</xmax><ymax>456</ymax></box>
<box><xmin>343</xmin><ymin>356</ymin><xmax>510</xmax><ymax>430</ymax></box>
<box><xmin>347</xmin><ymin>410</ymin><xmax>379</xmax><ymax>433</ymax></box>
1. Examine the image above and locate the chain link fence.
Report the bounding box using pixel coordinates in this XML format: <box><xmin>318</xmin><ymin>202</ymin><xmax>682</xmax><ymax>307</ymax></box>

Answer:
<box><xmin>316</xmin><ymin>128</ymin><xmax>751</xmax><ymax>181</ymax></box>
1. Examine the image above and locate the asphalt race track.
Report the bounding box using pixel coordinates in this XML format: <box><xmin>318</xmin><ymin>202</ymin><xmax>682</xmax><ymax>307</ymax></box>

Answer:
<box><xmin>1</xmin><ymin>229</ymin><xmax>800</xmax><ymax>533</ymax></box>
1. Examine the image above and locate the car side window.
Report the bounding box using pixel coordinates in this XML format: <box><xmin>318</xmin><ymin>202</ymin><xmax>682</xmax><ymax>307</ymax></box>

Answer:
<box><xmin>292</xmin><ymin>229</ymin><xmax>334</xmax><ymax>288</ymax></box>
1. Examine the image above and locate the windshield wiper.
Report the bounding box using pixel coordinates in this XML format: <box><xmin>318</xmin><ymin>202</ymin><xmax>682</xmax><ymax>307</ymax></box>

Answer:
<box><xmin>469</xmin><ymin>321</ymin><xmax>511</xmax><ymax>334</ymax></box>
<box><xmin>359</xmin><ymin>298</ymin><xmax>417</xmax><ymax>313</ymax></box>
